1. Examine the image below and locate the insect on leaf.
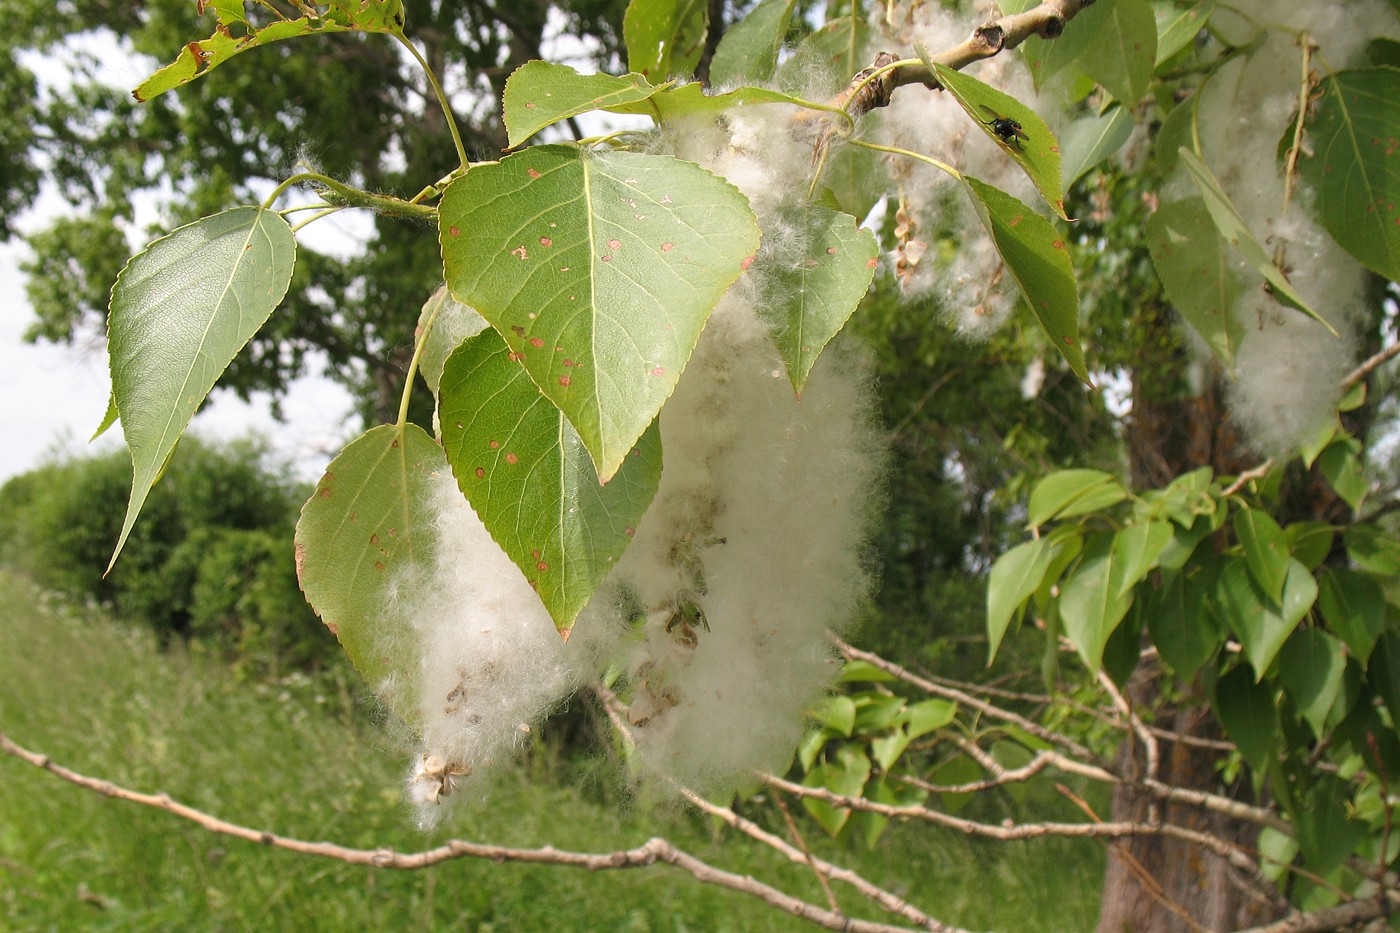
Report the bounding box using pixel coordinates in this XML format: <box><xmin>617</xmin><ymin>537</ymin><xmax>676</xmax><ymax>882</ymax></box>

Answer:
<box><xmin>930</xmin><ymin>62</ymin><xmax>1069</xmax><ymax>220</ymax></box>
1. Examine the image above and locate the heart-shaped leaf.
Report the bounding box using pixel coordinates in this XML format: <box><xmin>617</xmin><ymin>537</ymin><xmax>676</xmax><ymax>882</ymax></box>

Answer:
<box><xmin>1234</xmin><ymin>507</ymin><xmax>1289</xmax><ymax>604</ymax></box>
<box><xmin>1216</xmin><ymin>558</ymin><xmax>1316</xmax><ymax>679</ymax></box>
<box><xmin>438</xmin><ymin>328</ymin><xmax>662</xmax><ymax>632</ymax></box>
<box><xmin>1215</xmin><ymin>663</ymin><xmax>1277</xmax><ymax>774</ymax></box>
<box><xmin>1075</xmin><ymin>0</ymin><xmax>1157</xmax><ymax>106</ymax></box>
<box><xmin>439</xmin><ymin>145</ymin><xmax>759</xmax><ymax>481</ymax></box>
<box><xmin>107</xmin><ymin>206</ymin><xmax>296</xmax><ymax>570</ymax></box>
<box><xmin>1060</xmin><ymin>532</ymin><xmax>1135</xmax><ymax>673</ymax></box>
<box><xmin>294</xmin><ymin>423</ymin><xmax>446</xmax><ymax>711</ymax></box>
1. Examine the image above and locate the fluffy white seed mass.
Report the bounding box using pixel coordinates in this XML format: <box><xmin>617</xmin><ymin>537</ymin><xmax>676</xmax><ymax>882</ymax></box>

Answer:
<box><xmin>388</xmin><ymin>93</ymin><xmax>885</xmax><ymax>814</ymax></box>
<box><xmin>390</xmin><ymin>474</ymin><xmax>624</xmax><ymax>826</ymax></box>
<box><xmin>1187</xmin><ymin>0</ymin><xmax>1398</xmax><ymax>453</ymax></box>
<box><xmin>612</xmin><ymin>291</ymin><xmax>882</xmax><ymax>791</ymax></box>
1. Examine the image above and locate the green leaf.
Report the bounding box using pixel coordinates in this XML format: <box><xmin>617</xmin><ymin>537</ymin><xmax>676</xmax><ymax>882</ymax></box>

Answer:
<box><xmin>755</xmin><ymin>204</ymin><xmax>877</xmax><ymax>392</ymax></box>
<box><xmin>1178</xmin><ymin>148</ymin><xmax>1336</xmax><ymax>334</ymax></box>
<box><xmin>870</xmin><ymin>729</ymin><xmax>911</xmax><ymax>772</ymax></box>
<box><xmin>1278</xmin><ymin>629</ymin><xmax>1345</xmax><ymax>739</ymax></box>
<box><xmin>1234</xmin><ymin>508</ymin><xmax>1289</xmax><ymax>604</ymax></box>
<box><xmin>803</xmin><ymin>746</ymin><xmax>870</xmax><ymax>835</ymax></box>
<box><xmin>1103</xmin><ymin>599</ymin><xmax>1144</xmax><ymax>687</ymax></box>
<box><xmin>1146</xmin><ymin>571</ymin><xmax>1220</xmax><ymax>679</ymax></box>
<box><xmin>1317</xmin><ymin>568</ymin><xmax>1386</xmax><ymax>663</ymax></box>
<box><xmin>133</xmin><ymin>1</ymin><xmax>405</xmax><ymax>101</ymax></box>
<box><xmin>854</xmin><ymin>694</ymin><xmax>907</xmax><ymax>732</ymax></box>
<box><xmin>783</xmin><ymin>15</ymin><xmax>867</xmax><ymax>86</ymax></box>
<box><xmin>1146</xmin><ymin>198</ymin><xmax>1246</xmax><ymax>363</ymax></box>
<box><xmin>415</xmin><ymin>285</ymin><xmax>487</xmax><ymax>398</ymax></box>
<box><xmin>1059</xmin><ymin>532</ymin><xmax>1135</xmax><ymax>673</ymax></box>
<box><xmin>1345</xmin><ymin>524</ymin><xmax>1400</xmax><ymax>576</ymax></box>
<box><xmin>107</xmin><ymin>207</ymin><xmax>296</xmax><ymax>571</ymax></box>
<box><xmin>623</xmin><ymin>0</ymin><xmax>708</xmax><ymax>80</ymax></box>
<box><xmin>294</xmin><ymin>424</ymin><xmax>445</xmax><ymax>710</ymax></box>
<box><xmin>927</xmin><ymin>754</ymin><xmax>981</xmax><ymax>813</ymax></box>
<box><xmin>1060</xmin><ymin>104</ymin><xmax>1136</xmax><ymax>189</ymax></box>
<box><xmin>91</xmin><ymin>392</ymin><xmax>119</xmax><ymax>442</ymax></box>
<box><xmin>607</xmin><ymin>82</ymin><xmax>807</xmax><ymax>123</ymax></box>
<box><xmin>1215</xmin><ymin>663</ymin><xmax>1277</xmax><ymax>774</ymax></box>
<box><xmin>1014</xmin><ymin>0</ymin><xmax>1099</xmax><ymax>90</ymax></box>
<box><xmin>962</xmin><ymin>177</ymin><xmax>1088</xmax><ymax>383</ymax></box>
<box><xmin>986</xmin><ymin>535</ymin><xmax>1061</xmax><ymax>661</ymax></box>
<box><xmin>439</xmin><ymin>145</ymin><xmax>759</xmax><ymax>482</ymax></box>
<box><xmin>904</xmin><ymin>699</ymin><xmax>957</xmax><ymax>740</ymax></box>
<box><xmin>1297</xmin><ymin>68</ymin><xmax>1400</xmax><ymax>282</ymax></box>
<box><xmin>1075</xmin><ymin>0</ymin><xmax>1157</xmax><ymax>105</ymax></box>
<box><xmin>708</xmin><ymin>0</ymin><xmax>795</xmax><ymax>87</ymax></box>
<box><xmin>1284</xmin><ymin>521</ymin><xmax>1334</xmax><ymax>572</ymax></box>
<box><xmin>1153</xmin><ymin>1</ymin><xmax>1214</xmax><ymax>66</ymax></box>
<box><xmin>812</xmin><ymin>695</ymin><xmax>857</xmax><ymax>737</ymax></box>
<box><xmin>1277</xmin><ymin>764</ymin><xmax>1365</xmax><ymax>874</ymax></box>
<box><xmin>1216</xmin><ymin>558</ymin><xmax>1316</xmax><ymax>679</ymax></box>
<box><xmin>1027</xmin><ymin>469</ymin><xmax>1127</xmax><ymax>526</ymax></box>
<box><xmin>931</xmin><ymin>63</ymin><xmax>1068</xmax><ymax>220</ymax></box>
<box><xmin>1316</xmin><ymin>438</ymin><xmax>1368</xmax><ymax>511</ymax></box>
<box><xmin>438</xmin><ymin>329</ymin><xmax>661</xmax><ymax>633</ymax></box>
<box><xmin>502</xmin><ymin>63</ymin><xmax>659</xmax><ymax>148</ymax></box>
<box><xmin>837</xmin><ymin>660</ymin><xmax>897</xmax><ymax>683</ymax></box>
<box><xmin>1112</xmin><ymin>520</ymin><xmax>1173</xmax><ymax>596</ymax></box>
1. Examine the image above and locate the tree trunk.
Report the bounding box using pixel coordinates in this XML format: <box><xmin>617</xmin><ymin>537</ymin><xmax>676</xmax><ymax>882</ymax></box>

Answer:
<box><xmin>1096</xmin><ymin>308</ymin><xmax>1285</xmax><ymax>933</ymax></box>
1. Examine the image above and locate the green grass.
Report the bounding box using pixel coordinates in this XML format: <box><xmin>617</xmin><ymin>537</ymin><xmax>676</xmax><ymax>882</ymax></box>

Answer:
<box><xmin>0</xmin><ymin>570</ymin><xmax>1103</xmax><ymax>932</ymax></box>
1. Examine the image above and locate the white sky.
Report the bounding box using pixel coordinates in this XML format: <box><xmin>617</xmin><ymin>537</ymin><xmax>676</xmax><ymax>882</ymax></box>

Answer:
<box><xmin>0</xmin><ymin>13</ymin><xmax>627</xmax><ymax>487</ymax></box>
<box><xmin>1</xmin><ymin>29</ymin><xmax>368</xmax><ymax>486</ymax></box>
<box><xmin>0</xmin><ymin>237</ymin><xmax>358</xmax><ymax>484</ymax></box>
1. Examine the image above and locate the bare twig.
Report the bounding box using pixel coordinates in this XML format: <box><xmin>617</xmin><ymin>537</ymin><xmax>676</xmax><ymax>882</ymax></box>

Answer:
<box><xmin>774</xmin><ymin>793</ymin><xmax>842</xmax><ymax>915</ymax></box>
<box><xmin>1234</xmin><ymin>892</ymin><xmax>1400</xmax><ymax>933</ymax></box>
<box><xmin>593</xmin><ymin>686</ymin><xmax>953</xmax><ymax>932</ymax></box>
<box><xmin>758</xmin><ymin>772</ymin><xmax>1265</xmax><ymax>882</ymax></box>
<box><xmin>1096</xmin><ymin>668</ymin><xmax>1161</xmax><ymax>823</ymax></box>
<box><xmin>1056</xmin><ymin>783</ymin><xmax>1212</xmax><ymax>933</ymax></box>
<box><xmin>833</xmin><ymin>637</ymin><xmax>1104</xmax><ymax>766</ymax></box>
<box><xmin>1223</xmin><ymin>459</ymin><xmax>1276</xmax><ymax>497</ymax></box>
<box><xmin>1343</xmin><ymin>341</ymin><xmax>1400</xmax><ymax>392</ymax></box>
<box><xmin>0</xmin><ymin>731</ymin><xmax>927</xmax><ymax>933</ymax></box>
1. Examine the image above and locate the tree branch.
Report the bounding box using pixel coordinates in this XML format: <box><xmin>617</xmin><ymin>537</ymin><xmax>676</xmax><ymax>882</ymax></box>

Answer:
<box><xmin>0</xmin><ymin>730</ymin><xmax>930</xmax><ymax>933</ymax></box>
<box><xmin>759</xmin><ymin>772</ymin><xmax>1267</xmax><ymax>883</ymax></box>
<box><xmin>833</xmin><ymin>636</ymin><xmax>1104</xmax><ymax>766</ymax></box>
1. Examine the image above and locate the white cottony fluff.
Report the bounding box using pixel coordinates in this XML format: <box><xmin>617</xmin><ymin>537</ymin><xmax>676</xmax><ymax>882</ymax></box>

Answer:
<box><xmin>612</xmin><ymin>290</ymin><xmax>881</xmax><ymax>792</ymax></box>
<box><xmin>1184</xmin><ymin>0</ymin><xmax>1398</xmax><ymax>452</ymax></box>
<box><xmin>395</xmin><ymin>473</ymin><xmax>624</xmax><ymax>826</ymax></box>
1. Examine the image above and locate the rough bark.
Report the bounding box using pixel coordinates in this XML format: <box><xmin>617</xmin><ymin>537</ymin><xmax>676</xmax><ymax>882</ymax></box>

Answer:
<box><xmin>1097</xmin><ymin>303</ymin><xmax>1280</xmax><ymax>933</ymax></box>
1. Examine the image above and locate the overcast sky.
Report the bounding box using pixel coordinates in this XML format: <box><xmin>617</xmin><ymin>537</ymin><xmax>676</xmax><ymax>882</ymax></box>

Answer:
<box><xmin>0</xmin><ymin>236</ymin><xmax>358</xmax><ymax>485</ymax></box>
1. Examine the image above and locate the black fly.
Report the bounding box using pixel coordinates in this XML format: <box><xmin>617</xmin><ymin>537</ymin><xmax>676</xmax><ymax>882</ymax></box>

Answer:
<box><xmin>979</xmin><ymin>105</ymin><xmax>1029</xmax><ymax>151</ymax></box>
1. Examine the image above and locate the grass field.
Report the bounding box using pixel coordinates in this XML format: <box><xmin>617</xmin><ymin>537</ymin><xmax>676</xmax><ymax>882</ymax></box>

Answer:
<box><xmin>0</xmin><ymin>570</ymin><xmax>1103</xmax><ymax>931</ymax></box>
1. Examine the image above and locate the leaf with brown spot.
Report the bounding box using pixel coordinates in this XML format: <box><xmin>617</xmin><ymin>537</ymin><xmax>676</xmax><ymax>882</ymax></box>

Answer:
<box><xmin>295</xmin><ymin>424</ymin><xmax>445</xmax><ymax>711</ymax></box>
<box><xmin>439</xmin><ymin>145</ymin><xmax>758</xmax><ymax>481</ymax></box>
<box><xmin>439</xmin><ymin>328</ymin><xmax>661</xmax><ymax>633</ymax></box>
